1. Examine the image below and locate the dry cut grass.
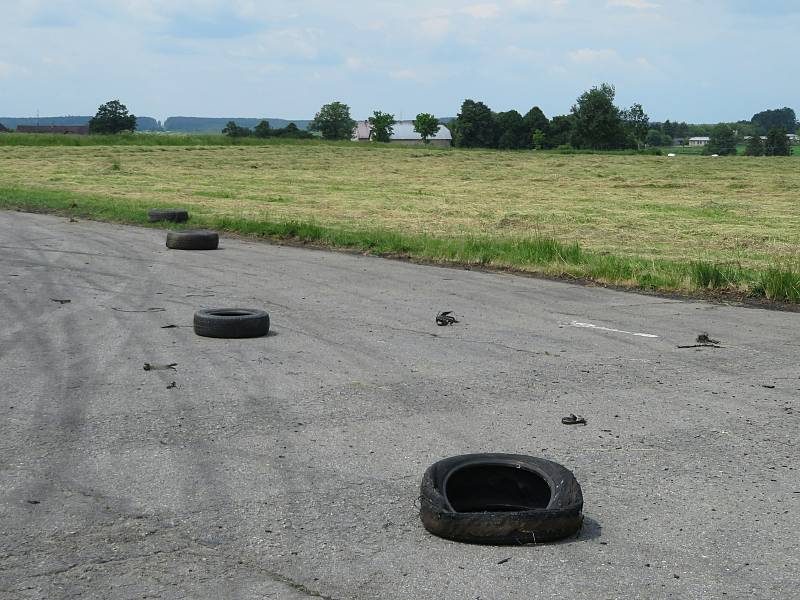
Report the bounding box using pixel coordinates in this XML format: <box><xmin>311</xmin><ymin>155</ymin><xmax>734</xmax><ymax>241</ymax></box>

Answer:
<box><xmin>0</xmin><ymin>142</ymin><xmax>798</xmax><ymax>298</ymax></box>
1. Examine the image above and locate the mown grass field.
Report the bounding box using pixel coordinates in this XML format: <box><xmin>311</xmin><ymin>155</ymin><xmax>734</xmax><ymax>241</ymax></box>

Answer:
<box><xmin>1</xmin><ymin>137</ymin><xmax>798</xmax><ymax>300</ymax></box>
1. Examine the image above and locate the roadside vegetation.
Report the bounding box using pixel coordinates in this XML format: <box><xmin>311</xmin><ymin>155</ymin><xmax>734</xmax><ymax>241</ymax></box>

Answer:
<box><xmin>1</xmin><ymin>141</ymin><xmax>798</xmax><ymax>302</ymax></box>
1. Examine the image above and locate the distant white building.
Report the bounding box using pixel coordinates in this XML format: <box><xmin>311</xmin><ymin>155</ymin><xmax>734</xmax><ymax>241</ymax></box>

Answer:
<box><xmin>688</xmin><ymin>136</ymin><xmax>710</xmax><ymax>146</ymax></box>
<box><xmin>353</xmin><ymin>120</ymin><xmax>452</xmax><ymax>147</ymax></box>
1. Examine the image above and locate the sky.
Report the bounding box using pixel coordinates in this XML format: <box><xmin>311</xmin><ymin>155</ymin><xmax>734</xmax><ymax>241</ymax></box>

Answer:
<box><xmin>0</xmin><ymin>0</ymin><xmax>798</xmax><ymax>123</ymax></box>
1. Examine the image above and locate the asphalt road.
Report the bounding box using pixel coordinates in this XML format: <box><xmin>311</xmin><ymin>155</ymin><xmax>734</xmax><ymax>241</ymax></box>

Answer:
<box><xmin>1</xmin><ymin>211</ymin><xmax>798</xmax><ymax>600</ymax></box>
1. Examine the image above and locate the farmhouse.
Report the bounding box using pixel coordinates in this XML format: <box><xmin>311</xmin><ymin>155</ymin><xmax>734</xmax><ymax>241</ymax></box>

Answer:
<box><xmin>688</xmin><ymin>136</ymin><xmax>710</xmax><ymax>146</ymax></box>
<box><xmin>16</xmin><ymin>125</ymin><xmax>90</xmax><ymax>135</ymax></box>
<box><xmin>352</xmin><ymin>120</ymin><xmax>452</xmax><ymax>147</ymax></box>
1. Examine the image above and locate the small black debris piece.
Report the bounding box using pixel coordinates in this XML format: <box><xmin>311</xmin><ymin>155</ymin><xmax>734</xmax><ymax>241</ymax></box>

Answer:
<box><xmin>27</xmin><ymin>500</ymin><xmax>40</xmax><ymax>505</ymax></box>
<box><xmin>677</xmin><ymin>332</ymin><xmax>722</xmax><ymax>349</ymax></box>
<box><xmin>436</xmin><ymin>311</ymin><xmax>459</xmax><ymax>326</ymax></box>
<box><xmin>161</xmin><ymin>324</ymin><xmax>178</xmax><ymax>329</ymax></box>
<box><xmin>497</xmin><ymin>557</ymin><xmax>512</xmax><ymax>565</ymax></box>
<box><xmin>562</xmin><ymin>414</ymin><xmax>587</xmax><ymax>426</ymax></box>
<box><xmin>143</xmin><ymin>362</ymin><xmax>177</xmax><ymax>371</ymax></box>
<box><xmin>112</xmin><ymin>307</ymin><xmax>166</xmax><ymax>313</ymax></box>
<box><xmin>762</xmin><ymin>385</ymin><xmax>775</xmax><ymax>389</ymax></box>
<box><xmin>696</xmin><ymin>333</ymin><xmax>720</xmax><ymax>345</ymax></box>
<box><xmin>50</xmin><ymin>298</ymin><xmax>71</xmax><ymax>304</ymax></box>
<box><xmin>166</xmin><ymin>381</ymin><xmax>177</xmax><ymax>389</ymax></box>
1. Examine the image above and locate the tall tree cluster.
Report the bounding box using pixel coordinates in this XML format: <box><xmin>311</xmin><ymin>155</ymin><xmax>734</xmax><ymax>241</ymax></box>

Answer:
<box><xmin>449</xmin><ymin>84</ymin><xmax>649</xmax><ymax>151</ymax></box>
<box><xmin>751</xmin><ymin>108</ymin><xmax>797</xmax><ymax>135</ymax></box>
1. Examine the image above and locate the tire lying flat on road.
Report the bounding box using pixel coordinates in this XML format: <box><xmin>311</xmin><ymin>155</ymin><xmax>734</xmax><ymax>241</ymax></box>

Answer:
<box><xmin>193</xmin><ymin>308</ymin><xmax>270</xmax><ymax>339</ymax></box>
<box><xmin>148</xmin><ymin>208</ymin><xmax>189</xmax><ymax>223</ymax></box>
<box><xmin>166</xmin><ymin>230</ymin><xmax>219</xmax><ymax>250</ymax></box>
<box><xmin>420</xmin><ymin>453</ymin><xmax>583</xmax><ymax>545</ymax></box>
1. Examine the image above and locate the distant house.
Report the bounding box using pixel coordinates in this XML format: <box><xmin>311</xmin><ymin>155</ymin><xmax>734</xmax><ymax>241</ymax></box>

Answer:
<box><xmin>352</xmin><ymin>120</ymin><xmax>452</xmax><ymax>147</ymax></box>
<box><xmin>688</xmin><ymin>136</ymin><xmax>710</xmax><ymax>147</ymax></box>
<box><xmin>0</xmin><ymin>123</ymin><xmax>9</xmax><ymax>133</ymax></box>
<box><xmin>16</xmin><ymin>124</ymin><xmax>90</xmax><ymax>135</ymax></box>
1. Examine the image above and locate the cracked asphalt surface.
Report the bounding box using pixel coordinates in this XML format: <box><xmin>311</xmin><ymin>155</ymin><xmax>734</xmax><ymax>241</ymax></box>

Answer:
<box><xmin>1</xmin><ymin>211</ymin><xmax>798</xmax><ymax>599</ymax></box>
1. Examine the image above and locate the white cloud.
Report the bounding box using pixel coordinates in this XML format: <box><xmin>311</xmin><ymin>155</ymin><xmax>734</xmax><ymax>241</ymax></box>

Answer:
<box><xmin>463</xmin><ymin>3</ymin><xmax>500</xmax><ymax>18</ymax></box>
<box><xmin>344</xmin><ymin>56</ymin><xmax>363</xmax><ymax>70</ymax></box>
<box><xmin>607</xmin><ymin>0</ymin><xmax>660</xmax><ymax>9</ymax></box>
<box><xmin>0</xmin><ymin>61</ymin><xmax>29</xmax><ymax>79</ymax></box>
<box><xmin>567</xmin><ymin>48</ymin><xmax>619</xmax><ymax>63</ymax></box>
<box><xmin>420</xmin><ymin>17</ymin><xmax>451</xmax><ymax>39</ymax></box>
<box><xmin>389</xmin><ymin>68</ymin><xmax>420</xmax><ymax>81</ymax></box>
<box><xmin>502</xmin><ymin>46</ymin><xmax>544</xmax><ymax>62</ymax></box>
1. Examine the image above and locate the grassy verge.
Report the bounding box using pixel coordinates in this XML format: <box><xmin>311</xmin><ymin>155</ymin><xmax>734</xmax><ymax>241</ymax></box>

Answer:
<box><xmin>2</xmin><ymin>186</ymin><xmax>798</xmax><ymax>302</ymax></box>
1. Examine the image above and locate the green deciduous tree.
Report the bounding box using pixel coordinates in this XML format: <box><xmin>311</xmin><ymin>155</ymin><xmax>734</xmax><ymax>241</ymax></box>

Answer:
<box><xmin>278</xmin><ymin>122</ymin><xmax>314</xmax><ymax>139</ymax></box>
<box><xmin>622</xmin><ymin>103</ymin><xmax>649</xmax><ymax>149</ymax></box>
<box><xmin>570</xmin><ymin>83</ymin><xmax>629</xmax><ymax>150</ymax></box>
<box><xmin>744</xmin><ymin>135</ymin><xmax>765</xmax><ymax>156</ymax></box>
<box><xmin>412</xmin><ymin>113</ymin><xmax>440</xmax><ymax>144</ymax></box>
<box><xmin>222</xmin><ymin>121</ymin><xmax>251</xmax><ymax>138</ymax></box>
<box><xmin>494</xmin><ymin>110</ymin><xmax>528</xmax><ymax>149</ymax></box>
<box><xmin>751</xmin><ymin>108</ymin><xmax>797</xmax><ymax>135</ymax></box>
<box><xmin>547</xmin><ymin>115</ymin><xmax>575</xmax><ymax>148</ymax></box>
<box><xmin>531</xmin><ymin>129</ymin><xmax>546</xmax><ymax>150</ymax></box>
<box><xmin>89</xmin><ymin>100</ymin><xmax>136</xmax><ymax>134</ymax></box>
<box><xmin>646</xmin><ymin>128</ymin><xmax>669</xmax><ymax>147</ymax></box>
<box><xmin>452</xmin><ymin>99</ymin><xmax>496</xmax><ymax>148</ymax></box>
<box><xmin>309</xmin><ymin>101</ymin><xmax>356</xmax><ymax>140</ymax></box>
<box><xmin>523</xmin><ymin>106</ymin><xmax>549</xmax><ymax>147</ymax></box>
<box><xmin>705</xmin><ymin>123</ymin><xmax>737</xmax><ymax>155</ymax></box>
<box><xmin>764</xmin><ymin>127</ymin><xmax>790</xmax><ymax>156</ymax></box>
<box><xmin>368</xmin><ymin>111</ymin><xmax>397</xmax><ymax>142</ymax></box>
<box><xmin>254</xmin><ymin>120</ymin><xmax>271</xmax><ymax>138</ymax></box>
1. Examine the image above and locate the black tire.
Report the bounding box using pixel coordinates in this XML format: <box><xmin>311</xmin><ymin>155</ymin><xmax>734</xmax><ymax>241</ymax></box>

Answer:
<box><xmin>420</xmin><ymin>453</ymin><xmax>583</xmax><ymax>545</ymax></box>
<box><xmin>166</xmin><ymin>230</ymin><xmax>219</xmax><ymax>250</ymax></box>
<box><xmin>193</xmin><ymin>308</ymin><xmax>270</xmax><ymax>339</ymax></box>
<box><xmin>148</xmin><ymin>208</ymin><xmax>189</xmax><ymax>223</ymax></box>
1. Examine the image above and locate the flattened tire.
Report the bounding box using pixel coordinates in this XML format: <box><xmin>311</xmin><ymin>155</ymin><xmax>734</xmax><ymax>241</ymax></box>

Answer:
<box><xmin>166</xmin><ymin>230</ymin><xmax>219</xmax><ymax>250</ymax></box>
<box><xmin>148</xmin><ymin>208</ymin><xmax>189</xmax><ymax>223</ymax></box>
<box><xmin>193</xmin><ymin>308</ymin><xmax>269</xmax><ymax>339</ymax></box>
<box><xmin>420</xmin><ymin>453</ymin><xmax>583</xmax><ymax>545</ymax></box>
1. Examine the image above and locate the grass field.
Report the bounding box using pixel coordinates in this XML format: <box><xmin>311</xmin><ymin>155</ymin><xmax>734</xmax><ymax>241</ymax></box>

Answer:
<box><xmin>1</xmin><ymin>139</ymin><xmax>798</xmax><ymax>301</ymax></box>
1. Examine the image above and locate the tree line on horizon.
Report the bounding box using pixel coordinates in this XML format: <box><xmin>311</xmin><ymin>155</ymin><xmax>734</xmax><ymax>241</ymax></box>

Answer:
<box><xmin>6</xmin><ymin>94</ymin><xmax>797</xmax><ymax>156</ymax></box>
<box><xmin>303</xmin><ymin>86</ymin><xmax>797</xmax><ymax>155</ymax></box>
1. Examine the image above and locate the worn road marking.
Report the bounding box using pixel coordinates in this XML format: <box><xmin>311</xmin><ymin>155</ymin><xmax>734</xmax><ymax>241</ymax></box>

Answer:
<box><xmin>569</xmin><ymin>321</ymin><xmax>659</xmax><ymax>338</ymax></box>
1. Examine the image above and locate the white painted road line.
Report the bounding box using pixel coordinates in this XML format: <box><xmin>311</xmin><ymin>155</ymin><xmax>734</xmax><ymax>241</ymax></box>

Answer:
<box><xmin>568</xmin><ymin>320</ymin><xmax>660</xmax><ymax>338</ymax></box>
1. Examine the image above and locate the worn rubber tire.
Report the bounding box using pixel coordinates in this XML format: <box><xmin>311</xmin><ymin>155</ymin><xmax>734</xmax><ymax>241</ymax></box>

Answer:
<box><xmin>148</xmin><ymin>208</ymin><xmax>189</xmax><ymax>223</ymax></box>
<box><xmin>166</xmin><ymin>230</ymin><xmax>219</xmax><ymax>250</ymax></box>
<box><xmin>193</xmin><ymin>308</ymin><xmax>270</xmax><ymax>339</ymax></box>
<box><xmin>420</xmin><ymin>453</ymin><xmax>583</xmax><ymax>545</ymax></box>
